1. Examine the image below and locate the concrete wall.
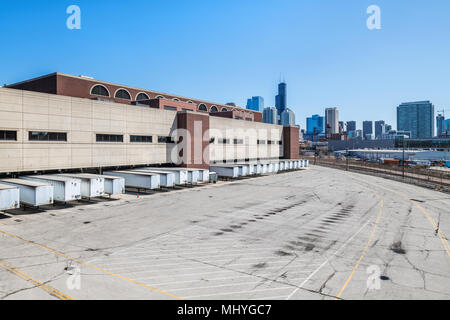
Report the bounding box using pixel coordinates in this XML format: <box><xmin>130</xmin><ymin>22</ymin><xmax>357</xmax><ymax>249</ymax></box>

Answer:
<box><xmin>0</xmin><ymin>88</ymin><xmax>287</xmax><ymax>173</ymax></box>
<box><xmin>0</xmin><ymin>87</ymin><xmax>176</xmax><ymax>173</ymax></box>
<box><xmin>209</xmin><ymin>117</ymin><xmax>283</xmax><ymax>162</ymax></box>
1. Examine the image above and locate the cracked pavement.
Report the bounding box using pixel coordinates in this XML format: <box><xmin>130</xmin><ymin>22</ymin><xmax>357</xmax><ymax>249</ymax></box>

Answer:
<box><xmin>0</xmin><ymin>165</ymin><xmax>449</xmax><ymax>300</ymax></box>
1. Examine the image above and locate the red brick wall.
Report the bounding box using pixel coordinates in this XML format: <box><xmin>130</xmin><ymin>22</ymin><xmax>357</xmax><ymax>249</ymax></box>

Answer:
<box><xmin>176</xmin><ymin>112</ymin><xmax>210</xmax><ymax>169</ymax></box>
<box><xmin>283</xmin><ymin>126</ymin><xmax>300</xmax><ymax>159</ymax></box>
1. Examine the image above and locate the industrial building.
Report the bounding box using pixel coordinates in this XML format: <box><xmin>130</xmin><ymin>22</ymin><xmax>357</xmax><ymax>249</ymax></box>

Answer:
<box><xmin>0</xmin><ymin>73</ymin><xmax>300</xmax><ymax>175</ymax></box>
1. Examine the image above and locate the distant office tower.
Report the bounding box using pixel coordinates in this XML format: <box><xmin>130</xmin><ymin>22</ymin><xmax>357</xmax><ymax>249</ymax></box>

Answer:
<box><xmin>346</xmin><ymin>121</ymin><xmax>356</xmax><ymax>133</ymax></box>
<box><xmin>445</xmin><ymin>119</ymin><xmax>450</xmax><ymax>135</ymax></box>
<box><xmin>363</xmin><ymin>121</ymin><xmax>373</xmax><ymax>139</ymax></box>
<box><xmin>325</xmin><ymin>108</ymin><xmax>339</xmax><ymax>135</ymax></box>
<box><xmin>385</xmin><ymin>124</ymin><xmax>392</xmax><ymax>133</ymax></box>
<box><xmin>339</xmin><ymin>121</ymin><xmax>345</xmax><ymax>134</ymax></box>
<box><xmin>246</xmin><ymin>96</ymin><xmax>264</xmax><ymax>112</ymax></box>
<box><xmin>275</xmin><ymin>82</ymin><xmax>287</xmax><ymax>124</ymax></box>
<box><xmin>397</xmin><ymin>101</ymin><xmax>435</xmax><ymax>139</ymax></box>
<box><xmin>374</xmin><ymin>120</ymin><xmax>385</xmax><ymax>139</ymax></box>
<box><xmin>263</xmin><ymin>107</ymin><xmax>278</xmax><ymax>124</ymax></box>
<box><xmin>281</xmin><ymin>109</ymin><xmax>295</xmax><ymax>126</ymax></box>
<box><xmin>437</xmin><ymin>114</ymin><xmax>445</xmax><ymax>137</ymax></box>
<box><xmin>307</xmin><ymin>115</ymin><xmax>325</xmax><ymax>135</ymax></box>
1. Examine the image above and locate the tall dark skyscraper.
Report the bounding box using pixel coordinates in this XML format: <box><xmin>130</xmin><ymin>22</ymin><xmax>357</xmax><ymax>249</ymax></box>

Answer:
<box><xmin>375</xmin><ymin>120</ymin><xmax>385</xmax><ymax>139</ymax></box>
<box><xmin>275</xmin><ymin>82</ymin><xmax>287</xmax><ymax>124</ymax></box>
<box><xmin>363</xmin><ymin>121</ymin><xmax>373</xmax><ymax>139</ymax></box>
<box><xmin>346</xmin><ymin>121</ymin><xmax>356</xmax><ymax>132</ymax></box>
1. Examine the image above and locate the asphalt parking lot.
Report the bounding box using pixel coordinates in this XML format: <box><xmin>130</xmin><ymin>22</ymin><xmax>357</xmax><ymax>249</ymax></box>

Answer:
<box><xmin>0</xmin><ymin>166</ymin><xmax>449</xmax><ymax>300</ymax></box>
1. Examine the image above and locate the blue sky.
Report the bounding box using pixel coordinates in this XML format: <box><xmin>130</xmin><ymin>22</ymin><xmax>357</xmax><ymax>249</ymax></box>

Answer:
<box><xmin>1</xmin><ymin>0</ymin><xmax>449</xmax><ymax>130</ymax></box>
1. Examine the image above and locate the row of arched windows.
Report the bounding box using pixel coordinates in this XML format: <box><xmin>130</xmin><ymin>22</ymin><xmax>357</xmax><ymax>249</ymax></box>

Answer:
<box><xmin>90</xmin><ymin>84</ymin><xmax>247</xmax><ymax>114</ymax></box>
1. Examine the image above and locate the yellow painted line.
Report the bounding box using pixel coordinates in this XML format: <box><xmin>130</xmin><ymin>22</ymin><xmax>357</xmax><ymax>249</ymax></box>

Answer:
<box><xmin>0</xmin><ymin>257</ymin><xmax>74</xmax><ymax>300</ymax></box>
<box><xmin>352</xmin><ymin>177</ymin><xmax>450</xmax><ymax>258</ymax></box>
<box><xmin>0</xmin><ymin>229</ymin><xmax>183</xmax><ymax>300</ymax></box>
<box><xmin>336</xmin><ymin>196</ymin><xmax>384</xmax><ymax>299</ymax></box>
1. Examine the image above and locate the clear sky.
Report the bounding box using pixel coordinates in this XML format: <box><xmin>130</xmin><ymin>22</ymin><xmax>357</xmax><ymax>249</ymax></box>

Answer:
<box><xmin>1</xmin><ymin>0</ymin><xmax>449</xmax><ymax>130</ymax></box>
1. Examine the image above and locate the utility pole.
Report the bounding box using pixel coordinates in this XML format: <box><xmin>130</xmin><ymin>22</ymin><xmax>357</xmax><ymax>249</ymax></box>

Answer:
<box><xmin>402</xmin><ymin>138</ymin><xmax>406</xmax><ymax>179</ymax></box>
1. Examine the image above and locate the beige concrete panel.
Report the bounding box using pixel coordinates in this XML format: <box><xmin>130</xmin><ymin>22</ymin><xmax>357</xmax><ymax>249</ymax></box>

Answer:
<box><xmin>0</xmin><ymin>111</ymin><xmax>22</xmax><ymax>129</ymax></box>
<box><xmin>23</xmin><ymin>113</ymin><xmax>49</xmax><ymax>130</ymax></box>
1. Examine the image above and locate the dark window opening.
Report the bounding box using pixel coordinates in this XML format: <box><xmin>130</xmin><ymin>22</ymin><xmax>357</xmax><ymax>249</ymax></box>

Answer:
<box><xmin>233</xmin><ymin>139</ymin><xmax>244</xmax><ymax>145</ymax></box>
<box><xmin>257</xmin><ymin>140</ymin><xmax>266</xmax><ymax>145</ymax></box>
<box><xmin>115</xmin><ymin>89</ymin><xmax>131</xmax><ymax>100</ymax></box>
<box><xmin>245</xmin><ymin>118</ymin><xmax>252</xmax><ymax>121</ymax></box>
<box><xmin>29</xmin><ymin>131</ymin><xmax>67</xmax><ymax>142</ymax></box>
<box><xmin>210</xmin><ymin>106</ymin><xmax>219</xmax><ymax>113</ymax></box>
<box><xmin>130</xmin><ymin>135</ymin><xmax>153</xmax><ymax>143</ymax></box>
<box><xmin>209</xmin><ymin>137</ymin><xmax>216</xmax><ymax>144</ymax></box>
<box><xmin>96</xmin><ymin>134</ymin><xmax>123</xmax><ymax>143</ymax></box>
<box><xmin>158</xmin><ymin>136</ymin><xmax>175</xmax><ymax>144</ymax></box>
<box><xmin>91</xmin><ymin>85</ymin><xmax>109</xmax><ymax>97</ymax></box>
<box><xmin>198</xmin><ymin>104</ymin><xmax>208</xmax><ymax>112</ymax></box>
<box><xmin>164</xmin><ymin>106</ymin><xmax>178</xmax><ymax>111</ymax></box>
<box><xmin>136</xmin><ymin>93</ymin><xmax>150</xmax><ymax>101</ymax></box>
<box><xmin>219</xmin><ymin>139</ymin><xmax>230</xmax><ymax>144</ymax></box>
<box><xmin>0</xmin><ymin>130</ymin><xmax>17</xmax><ymax>141</ymax></box>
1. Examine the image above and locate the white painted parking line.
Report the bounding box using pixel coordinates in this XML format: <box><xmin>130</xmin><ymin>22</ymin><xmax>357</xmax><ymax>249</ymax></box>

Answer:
<box><xmin>182</xmin><ymin>286</ymin><xmax>293</xmax><ymax>299</ymax></box>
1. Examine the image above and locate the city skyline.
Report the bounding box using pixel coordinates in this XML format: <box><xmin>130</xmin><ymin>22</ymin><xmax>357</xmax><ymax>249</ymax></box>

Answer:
<box><xmin>1</xmin><ymin>1</ymin><xmax>449</xmax><ymax>131</ymax></box>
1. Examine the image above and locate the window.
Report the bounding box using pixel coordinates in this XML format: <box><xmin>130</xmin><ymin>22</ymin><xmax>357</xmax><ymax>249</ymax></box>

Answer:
<box><xmin>187</xmin><ymin>101</ymin><xmax>194</xmax><ymax>104</ymax></box>
<box><xmin>155</xmin><ymin>95</ymin><xmax>165</xmax><ymax>99</ymax></box>
<box><xmin>158</xmin><ymin>136</ymin><xmax>175</xmax><ymax>144</ymax></box>
<box><xmin>245</xmin><ymin>118</ymin><xmax>252</xmax><ymax>121</ymax></box>
<box><xmin>235</xmin><ymin>116</ymin><xmax>243</xmax><ymax>120</ymax></box>
<box><xmin>218</xmin><ymin>138</ymin><xmax>230</xmax><ymax>144</ymax></box>
<box><xmin>233</xmin><ymin>139</ymin><xmax>244</xmax><ymax>145</ymax></box>
<box><xmin>209</xmin><ymin>137</ymin><xmax>215</xmax><ymax>144</ymax></box>
<box><xmin>221</xmin><ymin>108</ymin><xmax>228</xmax><ymax>112</ymax></box>
<box><xmin>164</xmin><ymin>106</ymin><xmax>177</xmax><ymax>111</ymax></box>
<box><xmin>115</xmin><ymin>89</ymin><xmax>131</xmax><ymax>100</ymax></box>
<box><xmin>268</xmin><ymin>140</ymin><xmax>277</xmax><ymax>145</ymax></box>
<box><xmin>91</xmin><ymin>85</ymin><xmax>110</xmax><ymax>97</ymax></box>
<box><xmin>29</xmin><ymin>131</ymin><xmax>67</xmax><ymax>142</ymax></box>
<box><xmin>96</xmin><ymin>134</ymin><xmax>123</xmax><ymax>142</ymax></box>
<box><xmin>182</xmin><ymin>108</ymin><xmax>193</xmax><ymax>111</ymax></box>
<box><xmin>130</xmin><ymin>135</ymin><xmax>153</xmax><ymax>143</ymax></box>
<box><xmin>198</xmin><ymin>104</ymin><xmax>208</xmax><ymax>112</ymax></box>
<box><xmin>278</xmin><ymin>141</ymin><xmax>283</xmax><ymax>145</ymax></box>
<box><xmin>0</xmin><ymin>130</ymin><xmax>17</xmax><ymax>141</ymax></box>
<box><xmin>172</xmin><ymin>98</ymin><xmax>180</xmax><ymax>102</ymax></box>
<box><xmin>136</xmin><ymin>93</ymin><xmax>150</xmax><ymax>101</ymax></box>
<box><xmin>257</xmin><ymin>140</ymin><xmax>266</xmax><ymax>145</ymax></box>
<box><xmin>210</xmin><ymin>106</ymin><xmax>218</xmax><ymax>113</ymax></box>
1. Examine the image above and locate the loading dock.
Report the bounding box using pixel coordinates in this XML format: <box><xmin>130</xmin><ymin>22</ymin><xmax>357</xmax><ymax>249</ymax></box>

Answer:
<box><xmin>0</xmin><ymin>183</ymin><xmax>20</xmax><ymax>211</ymax></box>
<box><xmin>198</xmin><ymin>170</ymin><xmax>210</xmax><ymax>183</ymax></box>
<box><xmin>22</xmin><ymin>175</ymin><xmax>81</xmax><ymax>202</ymax></box>
<box><xmin>0</xmin><ymin>179</ymin><xmax>53</xmax><ymax>207</ymax></box>
<box><xmin>104</xmin><ymin>171</ymin><xmax>161</xmax><ymax>190</ymax></box>
<box><xmin>58</xmin><ymin>174</ymin><xmax>105</xmax><ymax>198</ymax></box>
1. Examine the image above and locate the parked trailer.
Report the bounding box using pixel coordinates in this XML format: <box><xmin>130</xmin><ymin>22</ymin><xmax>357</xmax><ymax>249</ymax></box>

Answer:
<box><xmin>22</xmin><ymin>175</ymin><xmax>81</xmax><ymax>202</ymax></box>
<box><xmin>58</xmin><ymin>174</ymin><xmax>105</xmax><ymax>198</ymax></box>
<box><xmin>101</xmin><ymin>175</ymin><xmax>125</xmax><ymax>195</ymax></box>
<box><xmin>0</xmin><ymin>184</ymin><xmax>20</xmax><ymax>210</ymax></box>
<box><xmin>131</xmin><ymin>170</ymin><xmax>175</xmax><ymax>188</ymax></box>
<box><xmin>210</xmin><ymin>165</ymin><xmax>240</xmax><ymax>178</ymax></box>
<box><xmin>0</xmin><ymin>179</ymin><xmax>53</xmax><ymax>206</ymax></box>
<box><xmin>104</xmin><ymin>171</ymin><xmax>160</xmax><ymax>190</ymax></box>
<box><xmin>198</xmin><ymin>170</ymin><xmax>210</xmax><ymax>183</ymax></box>
<box><xmin>139</xmin><ymin>168</ymin><xmax>188</xmax><ymax>185</ymax></box>
<box><xmin>238</xmin><ymin>165</ymin><xmax>249</xmax><ymax>177</ymax></box>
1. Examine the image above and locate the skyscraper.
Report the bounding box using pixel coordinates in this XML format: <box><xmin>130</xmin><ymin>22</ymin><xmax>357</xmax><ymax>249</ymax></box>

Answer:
<box><xmin>375</xmin><ymin>120</ymin><xmax>385</xmax><ymax>139</ymax></box>
<box><xmin>262</xmin><ymin>107</ymin><xmax>277</xmax><ymax>124</ymax></box>
<box><xmin>346</xmin><ymin>121</ymin><xmax>356</xmax><ymax>133</ymax></box>
<box><xmin>281</xmin><ymin>109</ymin><xmax>295</xmax><ymax>126</ymax></box>
<box><xmin>437</xmin><ymin>114</ymin><xmax>445</xmax><ymax>137</ymax></box>
<box><xmin>363</xmin><ymin>121</ymin><xmax>373</xmax><ymax>139</ymax></box>
<box><xmin>246</xmin><ymin>96</ymin><xmax>264</xmax><ymax>112</ymax></box>
<box><xmin>275</xmin><ymin>82</ymin><xmax>287</xmax><ymax>124</ymax></box>
<box><xmin>397</xmin><ymin>101</ymin><xmax>435</xmax><ymax>139</ymax></box>
<box><xmin>307</xmin><ymin>115</ymin><xmax>325</xmax><ymax>135</ymax></box>
<box><xmin>325</xmin><ymin>108</ymin><xmax>339</xmax><ymax>135</ymax></box>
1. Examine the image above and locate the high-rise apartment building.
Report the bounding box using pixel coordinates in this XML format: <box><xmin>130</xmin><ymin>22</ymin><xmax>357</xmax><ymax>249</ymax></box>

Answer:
<box><xmin>246</xmin><ymin>96</ymin><xmax>264</xmax><ymax>112</ymax></box>
<box><xmin>325</xmin><ymin>108</ymin><xmax>339</xmax><ymax>135</ymax></box>
<box><xmin>307</xmin><ymin>115</ymin><xmax>325</xmax><ymax>135</ymax></box>
<box><xmin>281</xmin><ymin>109</ymin><xmax>295</xmax><ymax>126</ymax></box>
<box><xmin>397</xmin><ymin>101</ymin><xmax>434</xmax><ymax>139</ymax></box>
<box><xmin>263</xmin><ymin>107</ymin><xmax>278</xmax><ymax>124</ymax></box>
